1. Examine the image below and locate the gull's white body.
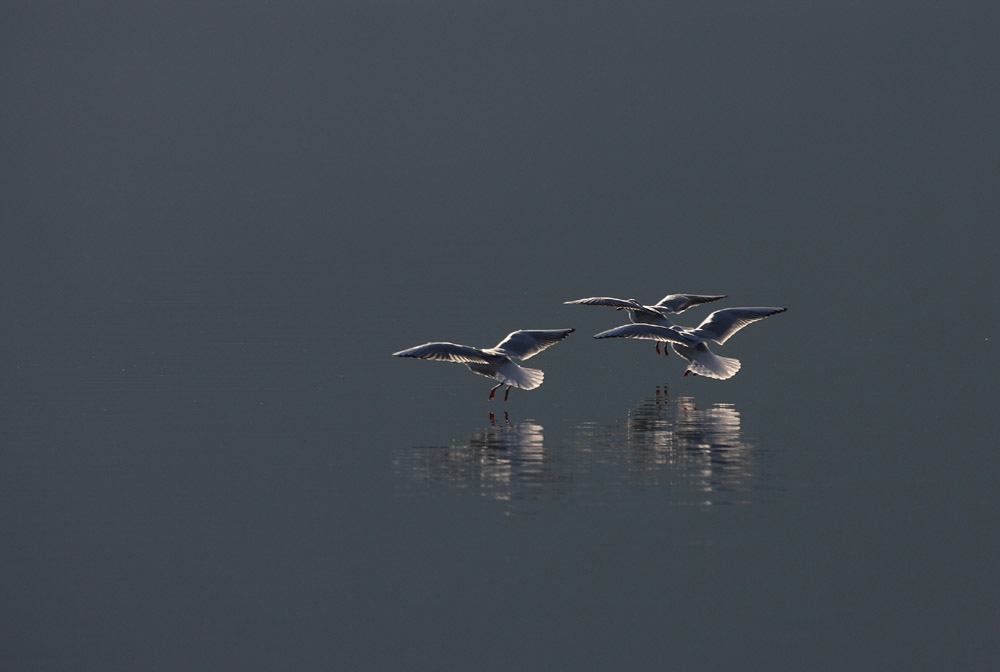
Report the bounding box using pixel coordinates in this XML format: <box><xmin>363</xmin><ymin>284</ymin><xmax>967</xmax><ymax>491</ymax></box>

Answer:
<box><xmin>593</xmin><ymin>307</ymin><xmax>787</xmax><ymax>380</ymax></box>
<box><xmin>393</xmin><ymin>329</ymin><xmax>574</xmax><ymax>400</ymax></box>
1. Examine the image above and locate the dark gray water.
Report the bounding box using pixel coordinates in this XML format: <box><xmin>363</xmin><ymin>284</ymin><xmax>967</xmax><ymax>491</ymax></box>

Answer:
<box><xmin>3</xmin><ymin>3</ymin><xmax>998</xmax><ymax>670</ymax></box>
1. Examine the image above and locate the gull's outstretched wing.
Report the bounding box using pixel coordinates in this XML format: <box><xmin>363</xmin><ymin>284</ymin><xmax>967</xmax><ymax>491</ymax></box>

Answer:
<box><xmin>494</xmin><ymin>329</ymin><xmax>575</xmax><ymax>361</ymax></box>
<box><xmin>392</xmin><ymin>342</ymin><xmax>492</xmax><ymax>364</ymax></box>
<box><xmin>563</xmin><ymin>297</ymin><xmax>661</xmax><ymax>316</ymax></box>
<box><xmin>592</xmin><ymin>323</ymin><xmax>699</xmax><ymax>346</ymax></box>
<box><xmin>654</xmin><ymin>293</ymin><xmax>728</xmax><ymax>314</ymax></box>
<box><xmin>691</xmin><ymin>307</ymin><xmax>787</xmax><ymax>345</ymax></box>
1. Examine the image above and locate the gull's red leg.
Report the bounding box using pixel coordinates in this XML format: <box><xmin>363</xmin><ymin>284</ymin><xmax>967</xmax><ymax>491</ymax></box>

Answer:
<box><xmin>504</xmin><ymin>385</ymin><xmax>511</xmax><ymax>402</ymax></box>
<box><xmin>489</xmin><ymin>382</ymin><xmax>503</xmax><ymax>399</ymax></box>
<box><xmin>655</xmin><ymin>342</ymin><xmax>661</xmax><ymax>354</ymax></box>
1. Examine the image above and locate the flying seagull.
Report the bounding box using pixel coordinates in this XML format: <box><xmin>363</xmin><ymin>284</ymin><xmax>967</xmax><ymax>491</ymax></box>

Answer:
<box><xmin>564</xmin><ymin>293</ymin><xmax>726</xmax><ymax>355</ymax></box>
<box><xmin>593</xmin><ymin>307</ymin><xmax>787</xmax><ymax>380</ymax></box>
<box><xmin>393</xmin><ymin>329</ymin><xmax>575</xmax><ymax>401</ymax></box>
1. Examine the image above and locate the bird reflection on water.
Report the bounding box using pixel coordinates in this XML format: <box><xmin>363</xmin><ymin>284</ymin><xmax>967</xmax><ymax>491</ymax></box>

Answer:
<box><xmin>393</xmin><ymin>413</ymin><xmax>560</xmax><ymax>503</ymax></box>
<box><xmin>573</xmin><ymin>387</ymin><xmax>759</xmax><ymax>504</ymax></box>
<box><xmin>393</xmin><ymin>387</ymin><xmax>765</xmax><ymax>507</ymax></box>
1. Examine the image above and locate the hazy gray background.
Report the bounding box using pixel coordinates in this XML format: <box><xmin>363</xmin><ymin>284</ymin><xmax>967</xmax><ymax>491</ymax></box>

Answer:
<box><xmin>2</xmin><ymin>2</ymin><xmax>998</xmax><ymax>670</ymax></box>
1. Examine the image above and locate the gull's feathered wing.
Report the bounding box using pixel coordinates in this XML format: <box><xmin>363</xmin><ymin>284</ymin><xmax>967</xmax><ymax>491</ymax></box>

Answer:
<box><xmin>565</xmin><ymin>293</ymin><xmax>727</xmax><ymax>317</ymax></box>
<box><xmin>563</xmin><ymin>297</ymin><xmax>660</xmax><ymax>316</ymax></box>
<box><xmin>591</xmin><ymin>323</ymin><xmax>701</xmax><ymax>347</ymax></box>
<box><xmin>493</xmin><ymin>328</ymin><xmax>575</xmax><ymax>360</ymax></box>
<box><xmin>654</xmin><ymin>293</ymin><xmax>728</xmax><ymax>314</ymax></box>
<box><xmin>392</xmin><ymin>342</ymin><xmax>492</xmax><ymax>364</ymax></box>
<box><xmin>689</xmin><ymin>307</ymin><xmax>787</xmax><ymax>345</ymax></box>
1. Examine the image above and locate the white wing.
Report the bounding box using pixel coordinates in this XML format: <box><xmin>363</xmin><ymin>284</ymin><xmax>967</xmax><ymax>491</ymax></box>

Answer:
<box><xmin>654</xmin><ymin>293</ymin><xmax>727</xmax><ymax>314</ymax></box>
<box><xmin>494</xmin><ymin>329</ymin><xmax>574</xmax><ymax>360</ymax></box>
<box><xmin>564</xmin><ymin>297</ymin><xmax>661</xmax><ymax>316</ymax></box>
<box><xmin>691</xmin><ymin>307</ymin><xmax>787</xmax><ymax>345</ymax></box>
<box><xmin>392</xmin><ymin>342</ymin><xmax>492</xmax><ymax>364</ymax></box>
<box><xmin>592</xmin><ymin>323</ymin><xmax>699</xmax><ymax>346</ymax></box>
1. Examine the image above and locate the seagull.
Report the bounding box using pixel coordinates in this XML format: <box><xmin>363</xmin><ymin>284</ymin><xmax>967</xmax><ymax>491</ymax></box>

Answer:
<box><xmin>393</xmin><ymin>329</ymin><xmax>575</xmax><ymax>401</ymax></box>
<box><xmin>592</xmin><ymin>307</ymin><xmax>787</xmax><ymax>380</ymax></box>
<box><xmin>564</xmin><ymin>293</ymin><xmax>726</xmax><ymax>355</ymax></box>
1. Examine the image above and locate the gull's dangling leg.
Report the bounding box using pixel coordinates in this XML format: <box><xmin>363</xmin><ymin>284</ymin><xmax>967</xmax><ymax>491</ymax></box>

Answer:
<box><xmin>663</xmin><ymin>342</ymin><xmax>669</xmax><ymax>357</ymax></box>
<box><xmin>655</xmin><ymin>342</ymin><xmax>661</xmax><ymax>354</ymax></box>
<box><xmin>684</xmin><ymin>369</ymin><xmax>691</xmax><ymax>377</ymax></box>
<box><xmin>504</xmin><ymin>385</ymin><xmax>511</xmax><ymax>402</ymax></box>
<box><xmin>489</xmin><ymin>382</ymin><xmax>503</xmax><ymax>399</ymax></box>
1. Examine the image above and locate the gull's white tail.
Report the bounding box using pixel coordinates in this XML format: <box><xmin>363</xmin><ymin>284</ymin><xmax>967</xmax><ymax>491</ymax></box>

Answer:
<box><xmin>495</xmin><ymin>361</ymin><xmax>545</xmax><ymax>390</ymax></box>
<box><xmin>672</xmin><ymin>344</ymin><xmax>742</xmax><ymax>380</ymax></box>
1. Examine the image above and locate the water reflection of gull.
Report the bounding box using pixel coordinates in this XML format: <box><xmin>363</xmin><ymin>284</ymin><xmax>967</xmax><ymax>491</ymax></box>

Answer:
<box><xmin>392</xmin><ymin>414</ymin><xmax>560</xmax><ymax>503</ymax></box>
<box><xmin>576</xmin><ymin>387</ymin><xmax>757</xmax><ymax>502</ymax></box>
<box><xmin>394</xmin><ymin>388</ymin><xmax>765</xmax><ymax>507</ymax></box>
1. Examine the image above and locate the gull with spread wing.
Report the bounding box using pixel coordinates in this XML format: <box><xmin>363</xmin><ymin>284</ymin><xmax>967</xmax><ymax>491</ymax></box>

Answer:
<box><xmin>593</xmin><ymin>307</ymin><xmax>787</xmax><ymax>380</ymax></box>
<box><xmin>393</xmin><ymin>329</ymin><xmax>575</xmax><ymax>401</ymax></box>
<box><xmin>564</xmin><ymin>293</ymin><xmax>726</xmax><ymax>355</ymax></box>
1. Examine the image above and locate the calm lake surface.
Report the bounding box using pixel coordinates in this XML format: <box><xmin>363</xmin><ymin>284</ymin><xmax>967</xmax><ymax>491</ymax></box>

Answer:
<box><xmin>3</xmin><ymin>3</ymin><xmax>998</xmax><ymax>670</ymax></box>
